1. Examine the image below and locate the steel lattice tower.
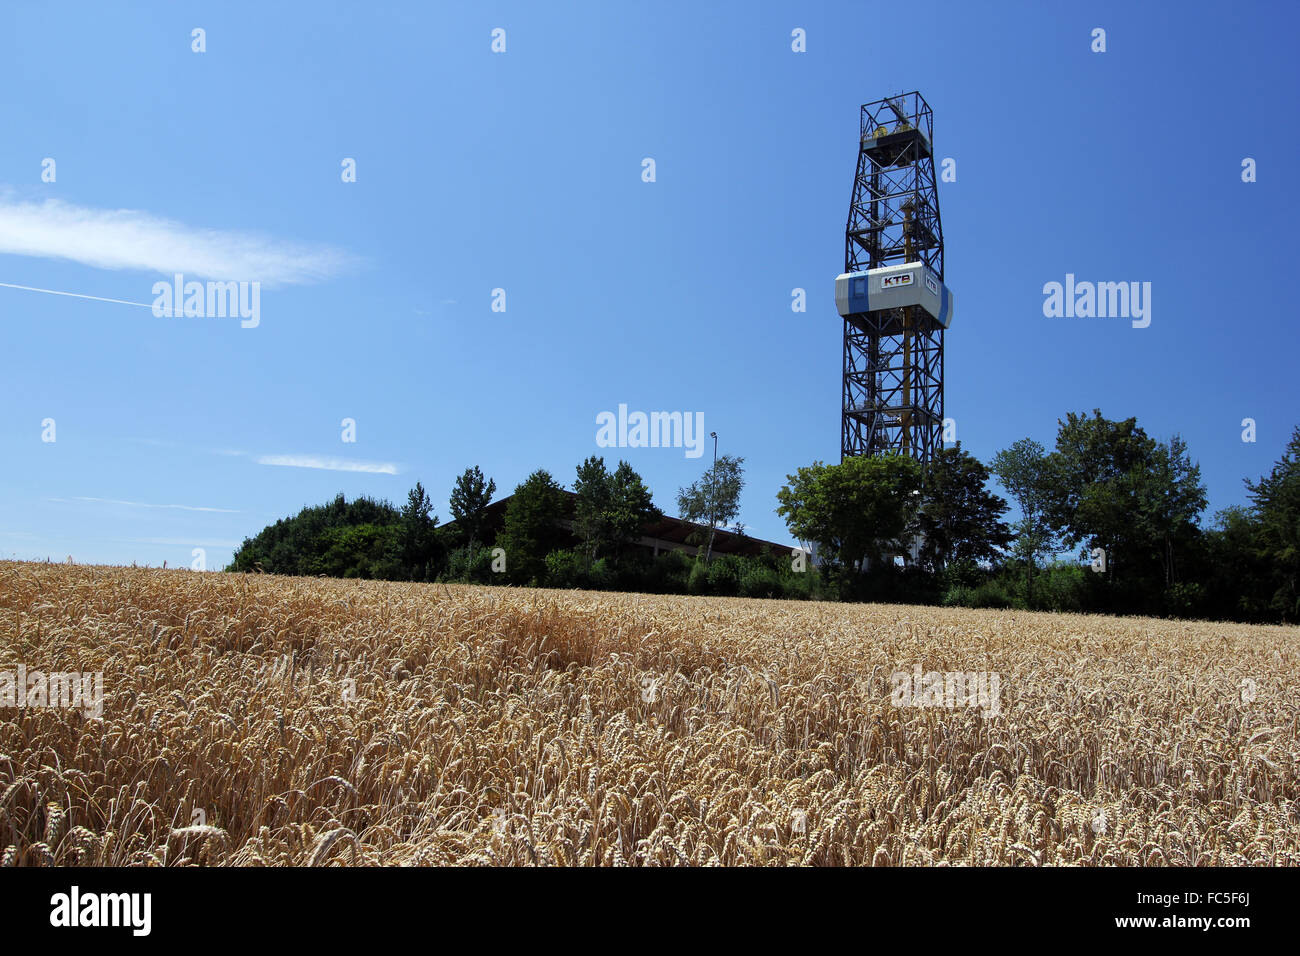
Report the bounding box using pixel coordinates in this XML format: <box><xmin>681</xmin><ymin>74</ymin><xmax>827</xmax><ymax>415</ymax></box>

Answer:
<box><xmin>840</xmin><ymin>92</ymin><xmax>947</xmax><ymax>463</ymax></box>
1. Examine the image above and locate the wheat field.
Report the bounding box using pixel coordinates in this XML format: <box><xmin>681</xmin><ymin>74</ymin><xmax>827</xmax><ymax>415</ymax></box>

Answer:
<box><xmin>1</xmin><ymin>560</ymin><xmax>1296</xmax><ymax>866</ymax></box>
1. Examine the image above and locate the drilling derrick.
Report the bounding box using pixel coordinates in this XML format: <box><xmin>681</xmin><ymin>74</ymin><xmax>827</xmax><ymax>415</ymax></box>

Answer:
<box><xmin>836</xmin><ymin>91</ymin><xmax>954</xmax><ymax>463</ymax></box>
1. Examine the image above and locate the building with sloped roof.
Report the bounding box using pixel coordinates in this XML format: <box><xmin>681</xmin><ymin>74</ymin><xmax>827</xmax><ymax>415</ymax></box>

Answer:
<box><xmin>457</xmin><ymin>490</ymin><xmax>799</xmax><ymax>560</ymax></box>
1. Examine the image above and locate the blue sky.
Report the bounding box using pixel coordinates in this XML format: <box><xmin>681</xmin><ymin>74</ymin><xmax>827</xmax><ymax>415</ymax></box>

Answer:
<box><xmin>1</xmin><ymin>0</ymin><xmax>1296</xmax><ymax>568</ymax></box>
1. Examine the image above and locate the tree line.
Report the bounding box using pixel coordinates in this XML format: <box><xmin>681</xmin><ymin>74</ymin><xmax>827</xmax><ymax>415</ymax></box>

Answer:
<box><xmin>227</xmin><ymin>412</ymin><xmax>1300</xmax><ymax>624</ymax></box>
<box><xmin>226</xmin><ymin>455</ymin><xmax>817</xmax><ymax>599</ymax></box>
<box><xmin>778</xmin><ymin>411</ymin><xmax>1298</xmax><ymax>623</ymax></box>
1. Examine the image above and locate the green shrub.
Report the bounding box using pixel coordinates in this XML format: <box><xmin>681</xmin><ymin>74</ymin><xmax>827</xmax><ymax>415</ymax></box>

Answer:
<box><xmin>643</xmin><ymin>550</ymin><xmax>692</xmax><ymax>594</ymax></box>
<box><xmin>687</xmin><ymin>561</ymin><xmax>710</xmax><ymax>595</ymax></box>
<box><xmin>544</xmin><ymin>548</ymin><xmax>589</xmax><ymax>589</ymax></box>
<box><xmin>588</xmin><ymin>557</ymin><xmax>613</xmax><ymax>590</ymax></box>
<box><xmin>944</xmin><ymin>581</ymin><xmax>1016</xmax><ymax>609</ymax></box>
<box><xmin>444</xmin><ymin>545</ymin><xmax>498</xmax><ymax>584</ymax></box>
<box><xmin>780</xmin><ymin>568</ymin><xmax>821</xmax><ymax>600</ymax></box>
<box><xmin>706</xmin><ymin>555</ymin><xmax>744</xmax><ymax>596</ymax></box>
<box><xmin>1029</xmin><ymin>563</ymin><xmax>1088</xmax><ymax>612</ymax></box>
<box><xmin>541</xmin><ymin>549</ymin><xmax>614</xmax><ymax>590</ymax></box>
<box><xmin>941</xmin><ymin>585</ymin><xmax>972</xmax><ymax>607</ymax></box>
<box><xmin>739</xmin><ymin>563</ymin><xmax>780</xmax><ymax>599</ymax></box>
<box><xmin>938</xmin><ymin>559</ymin><xmax>984</xmax><ymax>593</ymax></box>
<box><xmin>302</xmin><ymin>523</ymin><xmax>400</xmax><ymax>580</ymax></box>
<box><xmin>1164</xmin><ymin>581</ymin><xmax>1205</xmax><ymax>617</ymax></box>
<box><xmin>971</xmin><ymin>582</ymin><xmax>1015</xmax><ymax>608</ymax></box>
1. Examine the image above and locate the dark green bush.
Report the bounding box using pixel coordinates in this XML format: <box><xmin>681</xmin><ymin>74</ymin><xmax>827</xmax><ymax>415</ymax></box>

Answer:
<box><xmin>944</xmin><ymin>580</ymin><xmax>1016</xmax><ymax>609</ymax></box>
<box><xmin>444</xmin><ymin>544</ymin><xmax>498</xmax><ymax>584</ymax></box>
<box><xmin>643</xmin><ymin>550</ymin><xmax>693</xmax><ymax>593</ymax></box>
<box><xmin>1028</xmin><ymin>563</ymin><xmax>1089</xmax><ymax>612</ymax></box>
<box><xmin>687</xmin><ymin>561</ymin><xmax>709</xmax><ymax>595</ymax></box>
<box><xmin>739</xmin><ymin>563</ymin><xmax>780</xmax><ymax>599</ymax></box>
<box><xmin>706</xmin><ymin>555</ymin><xmax>744</xmax><ymax>596</ymax></box>
<box><xmin>544</xmin><ymin>548</ymin><xmax>589</xmax><ymax>589</ymax></box>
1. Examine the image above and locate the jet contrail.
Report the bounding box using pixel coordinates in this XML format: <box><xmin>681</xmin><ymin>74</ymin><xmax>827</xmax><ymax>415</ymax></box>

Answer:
<box><xmin>0</xmin><ymin>280</ymin><xmax>156</xmax><ymax>310</ymax></box>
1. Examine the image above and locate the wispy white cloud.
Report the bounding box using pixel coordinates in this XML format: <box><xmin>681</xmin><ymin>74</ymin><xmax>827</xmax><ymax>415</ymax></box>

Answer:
<box><xmin>122</xmin><ymin>439</ymin><xmax>395</xmax><ymax>475</ymax></box>
<box><xmin>255</xmin><ymin>454</ymin><xmax>399</xmax><ymax>475</ymax></box>
<box><xmin>45</xmin><ymin>496</ymin><xmax>240</xmax><ymax>514</ymax></box>
<box><xmin>0</xmin><ymin>195</ymin><xmax>351</xmax><ymax>286</ymax></box>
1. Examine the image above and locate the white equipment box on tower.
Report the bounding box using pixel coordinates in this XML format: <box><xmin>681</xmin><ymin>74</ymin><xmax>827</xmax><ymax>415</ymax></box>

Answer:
<box><xmin>834</xmin><ymin>262</ymin><xmax>955</xmax><ymax>328</ymax></box>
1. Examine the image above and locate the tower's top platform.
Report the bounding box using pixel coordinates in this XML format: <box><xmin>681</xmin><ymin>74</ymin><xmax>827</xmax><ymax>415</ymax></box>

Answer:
<box><xmin>858</xmin><ymin>92</ymin><xmax>935</xmax><ymax>150</ymax></box>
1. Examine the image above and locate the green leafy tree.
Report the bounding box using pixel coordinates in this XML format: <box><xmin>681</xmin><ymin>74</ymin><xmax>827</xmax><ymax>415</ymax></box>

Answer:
<box><xmin>1041</xmin><ymin>411</ymin><xmax>1206</xmax><ymax>607</ymax></box>
<box><xmin>990</xmin><ymin>438</ymin><xmax>1059</xmax><ymax>604</ymax></box>
<box><xmin>497</xmin><ymin>469</ymin><xmax>567</xmax><ymax>585</ymax></box>
<box><xmin>573</xmin><ymin>456</ymin><xmax>614</xmax><ymax>563</ymax></box>
<box><xmin>399</xmin><ymin>481</ymin><xmax>442</xmax><ymax>581</ymax></box>
<box><xmin>306</xmin><ymin>524</ymin><xmax>401</xmax><ymax>579</ymax></box>
<box><xmin>1202</xmin><ymin>506</ymin><xmax>1272</xmax><ymax>622</ymax></box>
<box><xmin>677</xmin><ymin>454</ymin><xmax>745</xmax><ymax>561</ymax></box>
<box><xmin>445</xmin><ymin>543</ymin><xmax>498</xmax><ymax>584</ymax></box>
<box><xmin>573</xmin><ymin>457</ymin><xmax>660</xmax><ymax>565</ymax></box>
<box><xmin>1245</xmin><ymin>426</ymin><xmax>1300</xmax><ymax>620</ymax></box>
<box><xmin>917</xmin><ymin>444</ymin><xmax>1012</xmax><ymax>573</ymax></box>
<box><xmin>607</xmin><ymin>461</ymin><xmax>659</xmax><ymax>563</ymax></box>
<box><xmin>1042</xmin><ymin>411</ymin><xmax>1156</xmax><ymax>576</ymax></box>
<box><xmin>448</xmin><ymin>466</ymin><xmax>497</xmax><ymax>551</ymax></box>
<box><xmin>776</xmin><ymin>454</ymin><xmax>923</xmax><ymax>571</ymax></box>
<box><xmin>1136</xmin><ymin>435</ymin><xmax>1208</xmax><ymax>590</ymax></box>
<box><xmin>229</xmin><ymin>493</ymin><xmax>402</xmax><ymax>577</ymax></box>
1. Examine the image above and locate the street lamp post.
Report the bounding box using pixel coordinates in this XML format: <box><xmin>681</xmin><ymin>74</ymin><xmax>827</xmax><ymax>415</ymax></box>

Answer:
<box><xmin>705</xmin><ymin>431</ymin><xmax>718</xmax><ymax>564</ymax></box>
